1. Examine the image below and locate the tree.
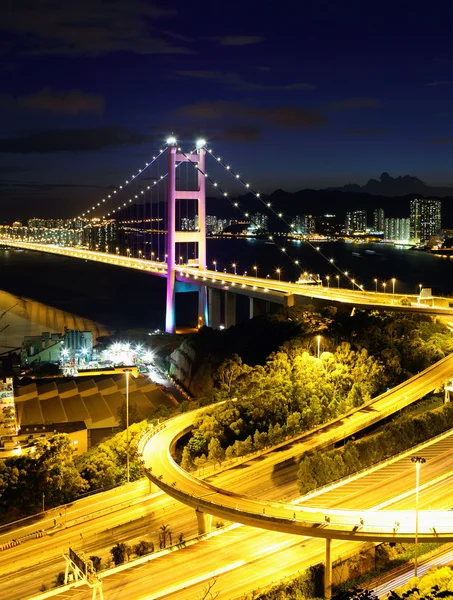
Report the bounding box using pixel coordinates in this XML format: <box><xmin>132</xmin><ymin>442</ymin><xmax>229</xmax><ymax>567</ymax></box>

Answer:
<box><xmin>133</xmin><ymin>540</ymin><xmax>154</xmax><ymax>556</ymax></box>
<box><xmin>160</xmin><ymin>524</ymin><xmax>171</xmax><ymax>548</ymax></box>
<box><xmin>118</xmin><ymin>402</ymin><xmax>142</xmax><ymax>429</ymax></box>
<box><xmin>181</xmin><ymin>447</ymin><xmax>194</xmax><ymax>472</ymax></box>
<box><xmin>89</xmin><ymin>556</ymin><xmax>102</xmax><ymax>572</ymax></box>
<box><xmin>207</xmin><ymin>437</ymin><xmax>225</xmax><ymax>466</ymax></box>
<box><xmin>110</xmin><ymin>542</ymin><xmax>131</xmax><ymax>565</ymax></box>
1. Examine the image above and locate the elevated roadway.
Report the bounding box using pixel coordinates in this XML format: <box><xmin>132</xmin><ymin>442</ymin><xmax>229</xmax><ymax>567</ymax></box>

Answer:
<box><xmin>141</xmin><ymin>351</ymin><xmax>453</xmax><ymax>544</ymax></box>
<box><xmin>2</xmin><ymin>240</ymin><xmax>452</xmax><ymax>316</ymax></box>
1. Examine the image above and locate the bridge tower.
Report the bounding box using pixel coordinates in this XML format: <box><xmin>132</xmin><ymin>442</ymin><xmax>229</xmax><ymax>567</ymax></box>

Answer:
<box><xmin>166</xmin><ymin>140</ymin><xmax>208</xmax><ymax>334</ymax></box>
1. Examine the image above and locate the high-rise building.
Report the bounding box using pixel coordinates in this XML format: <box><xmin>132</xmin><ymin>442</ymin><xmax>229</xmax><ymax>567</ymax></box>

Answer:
<box><xmin>384</xmin><ymin>217</ymin><xmax>410</xmax><ymax>242</ymax></box>
<box><xmin>251</xmin><ymin>212</ymin><xmax>268</xmax><ymax>231</ymax></box>
<box><xmin>293</xmin><ymin>214</ymin><xmax>315</xmax><ymax>235</ymax></box>
<box><xmin>373</xmin><ymin>208</ymin><xmax>385</xmax><ymax>232</ymax></box>
<box><xmin>410</xmin><ymin>198</ymin><xmax>441</xmax><ymax>243</ymax></box>
<box><xmin>345</xmin><ymin>210</ymin><xmax>367</xmax><ymax>233</ymax></box>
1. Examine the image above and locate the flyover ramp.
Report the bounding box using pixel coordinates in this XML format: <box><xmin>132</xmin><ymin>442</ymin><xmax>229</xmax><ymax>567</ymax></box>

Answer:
<box><xmin>141</xmin><ymin>352</ymin><xmax>453</xmax><ymax>544</ymax></box>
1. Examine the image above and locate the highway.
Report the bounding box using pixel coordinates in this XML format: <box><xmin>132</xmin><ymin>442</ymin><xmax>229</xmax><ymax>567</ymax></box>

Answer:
<box><xmin>1</xmin><ymin>240</ymin><xmax>452</xmax><ymax>316</ymax></box>
<box><xmin>1</xmin><ymin>350</ymin><xmax>452</xmax><ymax>597</ymax></box>
<box><xmin>139</xmin><ymin>349</ymin><xmax>453</xmax><ymax>543</ymax></box>
<box><xmin>19</xmin><ymin>430</ymin><xmax>453</xmax><ymax>600</ymax></box>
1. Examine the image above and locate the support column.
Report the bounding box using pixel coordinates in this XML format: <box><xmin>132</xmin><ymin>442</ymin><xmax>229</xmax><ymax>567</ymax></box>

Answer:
<box><xmin>208</xmin><ymin>288</ymin><xmax>221</xmax><ymax>329</ymax></box>
<box><xmin>249</xmin><ymin>297</ymin><xmax>269</xmax><ymax>319</ymax></box>
<box><xmin>224</xmin><ymin>291</ymin><xmax>237</xmax><ymax>328</ymax></box>
<box><xmin>165</xmin><ymin>144</ymin><xmax>177</xmax><ymax>334</ymax></box>
<box><xmin>195</xmin><ymin>509</ymin><xmax>212</xmax><ymax>535</ymax></box>
<box><xmin>324</xmin><ymin>538</ymin><xmax>332</xmax><ymax>600</ymax></box>
<box><xmin>197</xmin><ymin>147</ymin><xmax>208</xmax><ymax>327</ymax></box>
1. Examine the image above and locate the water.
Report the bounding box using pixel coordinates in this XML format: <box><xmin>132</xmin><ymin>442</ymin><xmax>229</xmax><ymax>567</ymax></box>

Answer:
<box><xmin>0</xmin><ymin>240</ymin><xmax>452</xmax><ymax>348</ymax></box>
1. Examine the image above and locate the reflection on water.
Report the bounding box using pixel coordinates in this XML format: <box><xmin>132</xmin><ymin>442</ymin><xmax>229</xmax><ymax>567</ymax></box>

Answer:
<box><xmin>0</xmin><ymin>290</ymin><xmax>113</xmax><ymax>355</ymax></box>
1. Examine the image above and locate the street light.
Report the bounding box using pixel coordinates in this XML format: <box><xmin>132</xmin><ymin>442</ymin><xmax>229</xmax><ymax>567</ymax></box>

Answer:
<box><xmin>276</xmin><ymin>268</ymin><xmax>281</xmax><ymax>281</ymax></box>
<box><xmin>374</xmin><ymin>278</ymin><xmax>378</xmax><ymax>293</ymax></box>
<box><xmin>382</xmin><ymin>282</ymin><xmax>387</xmax><ymax>294</ymax></box>
<box><xmin>124</xmin><ymin>369</ymin><xmax>133</xmax><ymax>484</ymax></box>
<box><xmin>392</xmin><ymin>278</ymin><xmax>396</xmax><ymax>303</ymax></box>
<box><xmin>213</xmin><ymin>260</ymin><xmax>217</xmax><ymax>272</ymax></box>
<box><xmin>336</xmin><ymin>274</ymin><xmax>340</xmax><ymax>288</ymax></box>
<box><xmin>326</xmin><ymin>275</ymin><xmax>330</xmax><ymax>289</ymax></box>
<box><xmin>317</xmin><ymin>335</ymin><xmax>321</xmax><ymax>359</ymax></box>
<box><xmin>351</xmin><ymin>278</ymin><xmax>355</xmax><ymax>290</ymax></box>
<box><xmin>253</xmin><ymin>265</ymin><xmax>258</xmax><ymax>280</ymax></box>
<box><xmin>232</xmin><ymin>262</ymin><xmax>237</xmax><ymax>275</ymax></box>
<box><xmin>411</xmin><ymin>456</ymin><xmax>426</xmax><ymax>577</ymax></box>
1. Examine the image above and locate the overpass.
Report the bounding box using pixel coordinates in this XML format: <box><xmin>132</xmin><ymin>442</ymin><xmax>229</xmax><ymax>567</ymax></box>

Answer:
<box><xmin>140</xmin><ymin>351</ymin><xmax>453</xmax><ymax>596</ymax></box>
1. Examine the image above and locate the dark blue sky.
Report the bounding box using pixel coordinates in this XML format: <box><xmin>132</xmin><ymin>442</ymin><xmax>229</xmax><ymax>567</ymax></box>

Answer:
<box><xmin>1</xmin><ymin>0</ymin><xmax>452</xmax><ymax>218</ymax></box>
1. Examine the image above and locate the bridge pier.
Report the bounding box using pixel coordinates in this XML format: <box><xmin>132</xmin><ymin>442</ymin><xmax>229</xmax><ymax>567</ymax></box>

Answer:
<box><xmin>195</xmin><ymin>509</ymin><xmax>212</xmax><ymax>535</ymax></box>
<box><xmin>208</xmin><ymin>288</ymin><xmax>222</xmax><ymax>329</ymax></box>
<box><xmin>225</xmin><ymin>291</ymin><xmax>237</xmax><ymax>328</ymax></box>
<box><xmin>198</xmin><ymin>286</ymin><xmax>208</xmax><ymax>328</ymax></box>
<box><xmin>249</xmin><ymin>297</ymin><xmax>271</xmax><ymax>319</ymax></box>
<box><xmin>324</xmin><ymin>538</ymin><xmax>332</xmax><ymax>600</ymax></box>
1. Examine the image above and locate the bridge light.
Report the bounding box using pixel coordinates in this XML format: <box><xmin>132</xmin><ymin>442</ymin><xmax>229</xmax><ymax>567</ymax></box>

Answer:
<box><xmin>167</xmin><ymin>136</ymin><xmax>177</xmax><ymax>145</ymax></box>
<box><xmin>196</xmin><ymin>138</ymin><xmax>206</xmax><ymax>148</ymax></box>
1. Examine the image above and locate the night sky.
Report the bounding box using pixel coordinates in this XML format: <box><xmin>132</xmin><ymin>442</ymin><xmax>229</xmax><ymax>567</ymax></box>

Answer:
<box><xmin>1</xmin><ymin>0</ymin><xmax>452</xmax><ymax>219</ymax></box>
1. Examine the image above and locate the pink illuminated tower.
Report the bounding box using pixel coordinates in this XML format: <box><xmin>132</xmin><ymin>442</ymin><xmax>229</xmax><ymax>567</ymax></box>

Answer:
<box><xmin>165</xmin><ymin>139</ymin><xmax>208</xmax><ymax>333</ymax></box>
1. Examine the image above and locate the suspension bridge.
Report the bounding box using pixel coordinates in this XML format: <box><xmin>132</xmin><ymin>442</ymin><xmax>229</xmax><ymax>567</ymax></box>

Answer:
<box><xmin>1</xmin><ymin>138</ymin><xmax>452</xmax><ymax>332</ymax></box>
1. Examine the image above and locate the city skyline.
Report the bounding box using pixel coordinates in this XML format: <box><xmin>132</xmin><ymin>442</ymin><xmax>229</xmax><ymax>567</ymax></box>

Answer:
<box><xmin>0</xmin><ymin>0</ymin><xmax>452</xmax><ymax>219</ymax></box>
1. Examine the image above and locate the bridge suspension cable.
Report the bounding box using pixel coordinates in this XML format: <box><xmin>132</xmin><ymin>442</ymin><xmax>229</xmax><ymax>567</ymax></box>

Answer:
<box><xmin>180</xmin><ymin>146</ymin><xmax>364</xmax><ymax>290</ymax></box>
<box><xmin>203</xmin><ymin>145</ymin><xmax>365</xmax><ymax>291</ymax></box>
<box><xmin>77</xmin><ymin>146</ymin><xmax>169</xmax><ymax>220</ymax></box>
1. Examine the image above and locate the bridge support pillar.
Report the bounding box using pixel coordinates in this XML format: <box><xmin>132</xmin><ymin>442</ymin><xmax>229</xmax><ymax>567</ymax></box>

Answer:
<box><xmin>324</xmin><ymin>538</ymin><xmax>332</xmax><ymax>600</ymax></box>
<box><xmin>208</xmin><ymin>288</ymin><xmax>222</xmax><ymax>329</ymax></box>
<box><xmin>195</xmin><ymin>509</ymin><xmax>212</xmax><ymax>535</ymax></box>
<box><xmin>198</xmin><ymin>286</ymin><xmax>208</xmax><ymax>329</ymax></box>
<box><xmin>249</xmin><ymin>297</ymin><xmax>270</xmax><ymax>319</ymax></box>
<box><xmin>225</xmin><ymin>292</ymin><xmax>237</xmax><ymax>328</ymax></box>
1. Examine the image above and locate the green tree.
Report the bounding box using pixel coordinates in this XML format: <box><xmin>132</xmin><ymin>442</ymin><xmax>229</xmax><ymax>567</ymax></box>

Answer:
<box><xmin>133</xmin><ymin>540</ymin><xmax>154</xmax><ymax>556</ymax></box>
<box><xmin>181</xmin><ymin>447</ymin><xmax>194</xmax><ymax>471</ymax></box>
<box><xmin>89</xmin><ymin>556</ymin><xmax>102</xmax><ymax>572</ymax></box>
<box><xmin>110</xmin><ymin>542</ymin><xmax>131</xmax><ymax>565</ymax></box>
<box><xmin>207</xmin><ymin>437</ymin><xmax>225</xmax><ymax>466</ymax></box>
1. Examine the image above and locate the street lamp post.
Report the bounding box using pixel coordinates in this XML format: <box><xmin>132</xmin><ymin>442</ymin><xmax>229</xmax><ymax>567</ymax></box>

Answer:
<box><xmin>253</xmin><ymin>265</ymin><xmax>258</xmax><ymax>280</ymax></box>
<box><xmin>392</xmin><ymin>278</ymin><xmax>396</xmax><ymax>303</ymax></box>
<box><xmin>336</xmin><ymin>275</ymin><xmax>340</xmax><ymax>288</ymax></box>
<box><xmin>351</xmin><ymin>278</ymin><xmax>355</xmax><ymax>290</ymax></box>
<box><xmin>124</xmin><ymin>369</ymin><xmax>133</xmax><ymax>484</ymax></box>
<box><xmin>382</xmin><ymin>282</ymin><xmax>387</xmax><ymax>294</ymax></box>
<box><xmin>276</xmin><ymin>268</ymin><xmax>281</xmax><ymax>281</ymax></box>
<box><xmin>213</xmin><ymin>260</ymin><xmax>217</xmax><ymax>272</ymax></box>
<box><xmin>317</xmin><ymin>335</ymin><xmax>321</xmax><ymax>359</ymax></box>
<box><xmin>232</xmin><ymin>263</ymin><xmax>237</xmax><ymax>275</ymax></box>
<box><xmin>374</xmin><ymin>278</ymin><xmax>378</xmax><ymax>293</ymax></box>
<box><xmin>411</xmin><ymin>456</ymin><xmax>426</xmax><ymax>577</ymax></box>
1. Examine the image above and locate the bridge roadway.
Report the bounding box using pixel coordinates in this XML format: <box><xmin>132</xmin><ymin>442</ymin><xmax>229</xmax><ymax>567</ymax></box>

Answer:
<box><xmin>2</xmin><ymin>240</ymin><xmax>453</xmax><ymax>315</ymax></box>
<box><xmin>141</xmin><ymin>351</ymin><xmax>453</xmax><ymax>545</ymax></box>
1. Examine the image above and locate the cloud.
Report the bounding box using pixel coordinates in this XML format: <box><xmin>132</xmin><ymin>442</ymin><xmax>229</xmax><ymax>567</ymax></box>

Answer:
<box><xmin>173</xmin><ymin>70</ymin><xmax>316</xmax><ymax>91</ymax></box>
<box><xmin>0</xmin><ymin>127</ymin><xmax>157</xmax><ymax>153</ymax></box>
<box><xmin>0</xmin><ymin>0</ymin><xmax>190</xmax><ymax>56</ymax></box>
<box><xmin>344</xmin><ymin>129</ymin><xmax>390</xmax><ymax>136</ymax></box>
<box><xmin>18</xmin><ymin>88</ymin><xmax>104</xmax><ymax>114</ymax></box>
<box><xmin>429</xmin><ymin>138</ymin><xmax>453</xmax><ymax>144</ymax></box>
<box><xmin>178</xmin><ymin>101</ymin><xmax>327</xmax><ymax>129</ymax></box>
<box><xmin>219</xmin><ymin>126</ymin><xmax>263</xmax><ymax>142</ymax></box>
<box><xmin>325</xmin><ymin>98</ymin><xmax>381</xmax><ymax>110</ymax></box>
<box><xmin>427</xmin><ymin>81</ymin><xmax>452</xmax><ymax>86</ymax></box>
<box><xmin>217</xmin><ymin>36</ymin><xmax>265</xmax><ymax>46</ymax></box>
